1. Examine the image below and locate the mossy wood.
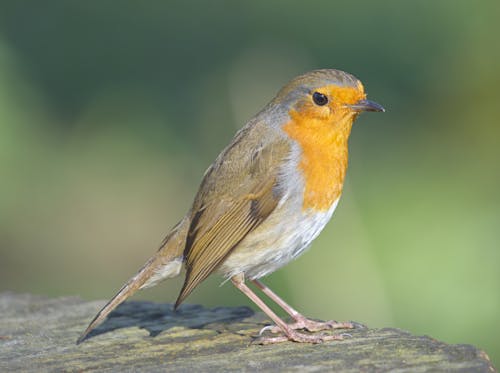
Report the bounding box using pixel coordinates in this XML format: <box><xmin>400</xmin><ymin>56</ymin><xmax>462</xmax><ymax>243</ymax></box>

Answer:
<box><xmin>0</xmin><ymin>293</ymin><xmax>495</xmax><ymax>372</ymax></box>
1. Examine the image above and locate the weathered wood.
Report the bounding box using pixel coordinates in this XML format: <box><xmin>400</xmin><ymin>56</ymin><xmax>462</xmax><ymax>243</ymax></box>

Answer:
<box><xmin>0</xmin><ymin>292</ymin><xmax>495</xmax><ymax>372</ymax></box>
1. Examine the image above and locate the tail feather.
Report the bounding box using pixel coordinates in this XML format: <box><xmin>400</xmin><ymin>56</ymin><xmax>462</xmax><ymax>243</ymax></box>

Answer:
<box><xmin>76</xmin><ymin>217</ymin><xmax>189</xmax><ymax>344</ymax></box>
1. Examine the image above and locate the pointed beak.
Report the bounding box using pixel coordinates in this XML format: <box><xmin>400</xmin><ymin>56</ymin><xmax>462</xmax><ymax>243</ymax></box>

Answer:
<box><xmin>348</xmin><ymin>99</ymin><xmax>385</xmax><ymax>113</ymax></box>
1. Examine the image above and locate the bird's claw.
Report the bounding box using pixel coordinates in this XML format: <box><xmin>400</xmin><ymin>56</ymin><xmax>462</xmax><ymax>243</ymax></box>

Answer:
<box><xmin>261</xmin><ymin>319</ymin><xmax>355</xmax><ymax>334</ymax></box>
<box><xmin>254</xmin><ymin>318</ymin><xmax>357</xmax><ymax>345</ymax></box>
<box><xmin>258</xmin><ymin>325</ymin><xmax>275</xmax><ymax>336</ymax></box>
<box><xmin>255</xmin><ymin>330</ymin><xmax>346</xmax><ymax>345</ymax></box>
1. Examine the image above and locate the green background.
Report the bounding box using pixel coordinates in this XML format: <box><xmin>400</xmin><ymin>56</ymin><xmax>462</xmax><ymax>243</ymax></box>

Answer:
<box><xmin>1</xmin><ymin>0</ymin><xmax>499</xmax><ymax>366</ymax></box>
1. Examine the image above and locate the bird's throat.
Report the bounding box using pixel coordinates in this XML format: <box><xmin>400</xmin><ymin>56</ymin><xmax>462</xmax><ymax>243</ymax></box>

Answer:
<box><xmin>283</xmin><ymin>110</ymin><xmax>353</xmax><ymax>211</ymax></box>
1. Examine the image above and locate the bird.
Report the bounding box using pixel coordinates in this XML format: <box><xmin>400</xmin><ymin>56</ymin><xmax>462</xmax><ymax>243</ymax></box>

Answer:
<box><xmin>77</xmin><ymin>69</ymin><xmax>385</xmax><ymax>345</ymax></box>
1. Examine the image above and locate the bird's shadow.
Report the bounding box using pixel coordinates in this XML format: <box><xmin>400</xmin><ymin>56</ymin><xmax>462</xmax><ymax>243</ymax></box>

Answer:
<box><xmin>82</xmin><ymin>301</ymin><xmax>255</xmax><ymax>342</ymax></box>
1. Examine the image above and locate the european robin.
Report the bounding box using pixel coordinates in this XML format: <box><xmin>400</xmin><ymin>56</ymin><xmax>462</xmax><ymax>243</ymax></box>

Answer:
<box><xmin>77</xmin><ymin>69</ymin><xmax>384</xmax><ymax>345</ymax></box>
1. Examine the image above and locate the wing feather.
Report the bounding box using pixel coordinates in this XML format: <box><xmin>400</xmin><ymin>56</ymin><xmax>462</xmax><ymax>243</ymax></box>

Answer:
<box><xmin>174</xmin><ymin>123</ymin><xmax>290</xmax><ymax>307</ymax></box>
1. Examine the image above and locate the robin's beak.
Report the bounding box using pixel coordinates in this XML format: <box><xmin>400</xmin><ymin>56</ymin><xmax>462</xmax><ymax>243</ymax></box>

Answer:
<box><xmin>348</xmin><ymin>99</ymin><xmax>385</xmax><ymax>113</ymax></box>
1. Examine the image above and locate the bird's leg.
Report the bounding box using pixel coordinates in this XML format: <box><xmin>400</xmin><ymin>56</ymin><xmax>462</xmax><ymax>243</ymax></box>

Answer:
<box><xmin>231</xmin><ymin>274</ymin><xmax>346</xmax><ymax>344</ymax></box>
<box><xmin>251</xmin><ymin>279</ymin><xmax>354</xmax><ymax>334</ymax></box>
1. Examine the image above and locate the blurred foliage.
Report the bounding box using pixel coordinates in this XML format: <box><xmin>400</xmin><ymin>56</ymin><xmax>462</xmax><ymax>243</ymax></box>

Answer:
<box><xmin>1</xmin><ymin>0</ymin><xmax>499</xmax><ymax>365</ymax></box>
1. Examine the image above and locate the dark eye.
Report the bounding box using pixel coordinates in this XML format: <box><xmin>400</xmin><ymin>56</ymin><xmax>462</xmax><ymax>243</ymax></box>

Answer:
<box><xmin>312</xmin><ymin>92</ymin><xmax>328</xmax><ymax>106</ymax></box>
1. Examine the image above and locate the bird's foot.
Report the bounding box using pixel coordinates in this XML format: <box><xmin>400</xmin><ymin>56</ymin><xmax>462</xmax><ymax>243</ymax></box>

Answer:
<box><xmin>255</xmin><ymin>329</ymin><xmax>351</xmax><ymax>345</ymax></box>
<box><xmin>259</xmin><ymin>317</ymin><xmax>356</xmax><ymax>335</ymax></box>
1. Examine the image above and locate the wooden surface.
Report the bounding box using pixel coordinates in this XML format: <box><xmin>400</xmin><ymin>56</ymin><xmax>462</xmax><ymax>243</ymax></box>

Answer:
<box><xmin>0</xmin><ymin>292</ymin><xmax>495</xmax><ymax>372</ymax></box>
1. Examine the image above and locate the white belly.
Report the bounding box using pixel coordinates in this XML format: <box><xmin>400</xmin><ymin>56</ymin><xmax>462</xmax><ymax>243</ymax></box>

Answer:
<box><xmin>219</xmin><ymin>197</ymin><xmax>340</xmax><ymax>280</ymax></box>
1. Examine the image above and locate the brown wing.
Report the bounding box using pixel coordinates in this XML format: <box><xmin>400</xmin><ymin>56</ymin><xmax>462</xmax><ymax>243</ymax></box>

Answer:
<box><xmin>174</xmin><ymin>121</ymin><xmax>290</xmax><ymax>308</ymax></box>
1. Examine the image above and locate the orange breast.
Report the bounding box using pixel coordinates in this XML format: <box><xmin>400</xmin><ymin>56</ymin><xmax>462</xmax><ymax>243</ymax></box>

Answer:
<box><xmin>283</xmin><ymin>108</ymin><xmax>354</xmax><ymax>211</ymax></box>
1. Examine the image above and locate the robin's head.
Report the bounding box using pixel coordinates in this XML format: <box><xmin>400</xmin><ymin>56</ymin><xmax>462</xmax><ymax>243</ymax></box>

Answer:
<box><xmin>275</xmin><ymin>69</ymin><xmax>384</xmax><ymax>211</ymax></box>
<box><xmin>273</xmin><ymin>69</ymin><xmax>384</xmax><ymax>123</ymax></box>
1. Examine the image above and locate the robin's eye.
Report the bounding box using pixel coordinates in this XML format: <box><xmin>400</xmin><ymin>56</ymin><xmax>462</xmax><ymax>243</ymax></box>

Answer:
<box><xmin>312</xmin><ymin>92</ymin><xmax>328</xmax><ymax>106</ymax></box>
